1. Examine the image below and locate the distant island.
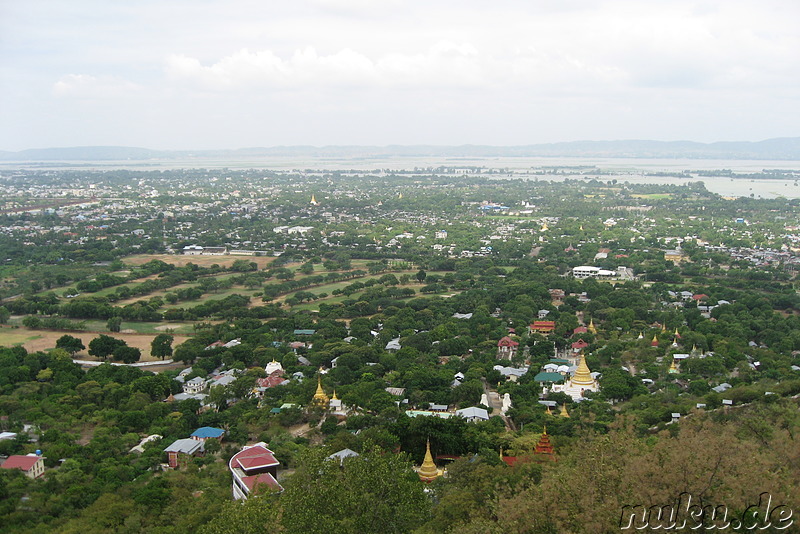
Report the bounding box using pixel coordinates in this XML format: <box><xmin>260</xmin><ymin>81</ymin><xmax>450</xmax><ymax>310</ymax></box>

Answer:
<box><xmin>2</xmin><ymin>137</ymin><xmax>800</xmax><ymax>161</ymax></box>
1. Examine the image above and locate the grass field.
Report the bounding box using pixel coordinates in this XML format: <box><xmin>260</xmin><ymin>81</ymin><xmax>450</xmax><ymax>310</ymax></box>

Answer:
<box><xmin>0</xmin><ymin>326</ymin><xmax>191</xmax><ymax>360</ymax></box>
<box><xmin>123</xmin><ymin>253</ymin><xmax>277</xmax><ymax>269</ymax></box>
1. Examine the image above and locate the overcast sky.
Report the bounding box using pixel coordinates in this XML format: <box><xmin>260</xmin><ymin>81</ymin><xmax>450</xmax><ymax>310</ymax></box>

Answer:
<box><xmin>1</xmin><ymin>0</ymin><xmax>798</xmax><ymax>150</ymax></box>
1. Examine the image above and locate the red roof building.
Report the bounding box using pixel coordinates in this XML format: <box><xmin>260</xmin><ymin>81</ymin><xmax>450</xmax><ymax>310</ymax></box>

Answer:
<box><xmin>497</xmin><ymin>336</ymin><xmax>519</xmax><ymax>361</ymax></box>
<box><xmin>529</xmin><ymin>321</ymin><xmax>556</xmax><ymax>334</ymax></box>
<box><xmin>229</xmin><ymin>443</ymin><xmax>282</xmax><ymax>500</ymax></box>
<box><xmin>1</xmin><ymin>454</ymin><xmax>45</xmax><ymax>478</ymax></box>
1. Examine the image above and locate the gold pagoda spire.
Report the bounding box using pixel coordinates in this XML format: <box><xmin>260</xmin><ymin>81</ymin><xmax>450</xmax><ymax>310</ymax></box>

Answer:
<box><xmin>545</xmin><ymin>405</ymin><xmax>553</xmax><ymax>415</ymax></box>
<box><xmin>311</xmin><ymin>374</ymin><xmax>329</xmax><ymax>408</ymax></box>
<box><xmin>560</xmin><ymin>403</ymin><xmax>570</xmax><ymax>418</ymax></box>
<box><xmin>332</xmin><ymin>389</ymin><xmax>339</xmax><ymax>401</ymax></box>
<box><xmin>418</xmin><ymin>440</ymin><xmax>440</xmax><ymax>482</ymax></box>
<box><xmin>588</xmin><ymin>318</ymin><xmax>597</xmax><ymax>334</ymax></box>
<box><xmin>571</xmin><ymin>352</ymin><xmax>595</xmax><ymax>386</ymax></box>
<box><xmin>661</xmin><ymin>323</ymin><xmax>667</xmax><ymax>333</ymax></box>
<box><xmin>668</xmin><ymin>359</ymin><xmax>678</xmax><ymax>374</ymax></box>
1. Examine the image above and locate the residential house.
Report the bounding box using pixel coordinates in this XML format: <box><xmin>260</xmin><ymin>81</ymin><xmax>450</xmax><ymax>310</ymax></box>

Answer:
<box><xmin>190</xmin><ymin>427</ymin><xmax>225</xmax><ymax>442</ymax></box>
<box><xmin>496</xmin><ymin>336</ymin><xmax>519</xmax><ymax>360</ymax></box>
<box><xmin>1</xmin><ymin>454</ymin><xmax>45</xmax><ymax>478</ymax></box>
<box><xmin>164</xmin><ymin>438</ymin><xmax>205</xmax><ymax>468</ymax></box>
<box><xmin>229</xmin><ymin>442</ymin><xmax>282</xmax><ymax>500</ymax></box>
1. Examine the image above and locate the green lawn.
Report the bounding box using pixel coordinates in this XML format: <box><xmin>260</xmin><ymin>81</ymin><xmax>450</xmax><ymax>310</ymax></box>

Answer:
<box><xmin>0</xmin><ymin>330</ymin><xmax>43</xmax><ymax>347</ymax></box>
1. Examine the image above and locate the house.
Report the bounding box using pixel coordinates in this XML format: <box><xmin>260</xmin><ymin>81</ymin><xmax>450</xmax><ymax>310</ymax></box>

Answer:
<box><xmin>229</xmin><ymin>442</ymin><xmax>282</xmax><ymax>500</ymax></box>
<box><xmin>327</xmin><ymin>448</ymin><xmax>359</xmax><ymax>465</ymax></box>
<box><xmin>455</xmin><ymin>407</ymin><xmax>490</xmax><ymax>422</ymax></box>
<box><xmin>496</xmin><ymin>336</ymin><xmax>519</xmax><ymax>360</ymax></box>
<box><xmin>1</xmin><ymin>454</ymin><xmax>45</xmax><ymax>478</ymax></box>
<box><xmin>537</xmin><ymin>309</ymin><xmax>550</xmax><ymax>319</ymax></box>
<box><xmin>190</xmin><ymin>427</ymin><xmax>225</xmax><ymax>442</ymax></box>
<box><xmin>385</xmin><ymin>338</ymin><xmax>402</xmax><ymax>351</ymax></box>
<box><xmin>164</xmin><ymin>438</ymin><xmax>205</xmax><ymax>468</ymax></box>
<box><xmin>183</xmin><ymin>377</ymin><xmax>206</xmax><ymax>395</ymax></box>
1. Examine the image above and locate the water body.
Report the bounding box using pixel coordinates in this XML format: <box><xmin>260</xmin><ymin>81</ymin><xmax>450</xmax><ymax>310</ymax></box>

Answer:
<box><xmin>4</xmin><ymin>157</ymin><xmax>800</xmax><ymax>199</ymax></box>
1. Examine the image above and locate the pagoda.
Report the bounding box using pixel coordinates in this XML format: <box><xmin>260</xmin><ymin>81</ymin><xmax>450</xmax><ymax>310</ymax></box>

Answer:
<box><xmin>550</xmin><ymin>351</ymin><xmax>599</xmax><ymax>400</ymax></box>
<box><xmin>651</xmin><ymin>335</ymin><xmax>659</xmax><ymax>347</ymax></box>
<box><xmin>668</xmin><ymin>359</ymin><xmax>679</xmax><ymax>374</ymax></box>
<box><xmin>417</xmin><ymin>440</ymin><xmax>442</xmax><ymax>482</ymax></box>
<box><xmin>588</xmin><ymin>318</ymin><xmax>597</xmax><ymax>335</ymax></box>
<box><xmin>311</xmin><ymin>374</ymin><xmax>329</xmax><ymax>408</ymax></box>
<box><xmin>560</xmin><ymin>403</ymin><xmax>570</xmax><ymax>418</ymax></box>
<box><xmin>533</xmin><ymin>426</ymin><xmax>556</xmax><ymax>461</ymax></box>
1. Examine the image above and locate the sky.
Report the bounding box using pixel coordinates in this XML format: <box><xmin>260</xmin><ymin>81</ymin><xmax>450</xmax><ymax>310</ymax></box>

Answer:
<box><xmin>1</xmin><ymin>0</ymin><xmax>798</xmax><ymax>151</ymax></box>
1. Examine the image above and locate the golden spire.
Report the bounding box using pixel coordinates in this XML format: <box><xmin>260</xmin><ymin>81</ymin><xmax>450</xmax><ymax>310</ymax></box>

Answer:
<box><xmin>588</xmin><ymin>318</ymin><xmax>597</xmax><ymax>334</ymax></box>
<box><xmin>560</xmin><ymin>403</ymin><xmax>570</xmax><ymax>418</ymax></box>
<box><xmin>418</xmin><ymin>440</ymin><xmax>440</xmax><ymax>482</ymax></box>
<box><xmin>310</xmin><ymin>194</ymin><xmax>318</xmax><ymax>205</ymax></box>
<box><xmin>674</xmin><ymin>327</ymin><xmax>680</xmax><ymax>338</ymax></box>
<box><xmin>311</xmin><ymin>374</ymin><xmax>329</xmax><ymax>407</ymax></box>
<box><xmin>332</xmin><ymin>389</ymin><xmax>338</xmax><ymax>401</ymax></box>
<box><xmin>661</xmin><ymin>323</ymin><xmax>667</xmax><ymax>333</ymax></box>
<box><xmin>668</xmin><ymin>359</ymin><xmax>678</xmax><ymax>374</ymax></box>
<box><xmin>545</xmin><ymin>405</ymin><xmax>553</xmax><ymax>415</ymax></box>
<box><xmin>638</xmin><ymin>331</ymin><xmax>644</xmax><ymax>339</ymax></box>
<box><xmin>541</xmin><ymin>222</ymin><xmax>548</xmax><ymax>231</ymax></box>
<box><xmin>571</xmin><ymin>352</ymin><xmax>595</xmax><ymax>386</ymax></box>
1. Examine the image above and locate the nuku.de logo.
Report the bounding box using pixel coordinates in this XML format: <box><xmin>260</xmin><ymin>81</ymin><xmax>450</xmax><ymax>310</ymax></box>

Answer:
<box><xmin>620</xmin><ymin>492</ymin><xmax>794</xmax><ymax>531</ymax></box>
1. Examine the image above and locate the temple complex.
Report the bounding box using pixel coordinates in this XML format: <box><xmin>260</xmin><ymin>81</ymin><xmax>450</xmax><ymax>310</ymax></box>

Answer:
<box><xmin>549</xmin><ymin>352</ymin><xmax>599</xmax><ymax>400</ymax></box>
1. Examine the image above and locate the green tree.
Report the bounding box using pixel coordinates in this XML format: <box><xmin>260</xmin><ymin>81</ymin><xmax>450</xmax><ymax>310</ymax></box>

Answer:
<box><xmin>55</xmin><ymin>334</ymin><xmax>86</xmax><ymax>355</ymax></box>
<box><xmin>151</xmin><ymin>333</ymin><xmax>174</xmax><ymax>360</ymax></box>
<box><xmin>114</xmin><ymin>345</ymin><xmax>141</xmax><ymax>364</ymax></box>
<box><xmin>279</xmin><ymin>445</ymin><xmax>430</xmax><ymax>534</ymax></box>
<box><xmin>88</xmin><ymin>334</ymin><xmax>125</xmax><ymax>360</ymax></box>
<box><xmin>107</xmin><ymin>316</ymin><xmax>122</xmax><ymax>333</ymax></box>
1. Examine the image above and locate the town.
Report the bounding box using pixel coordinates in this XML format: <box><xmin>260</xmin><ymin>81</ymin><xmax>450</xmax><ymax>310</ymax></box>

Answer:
<box><xmin>0</xmin><ymin>167</ymin><xmax>799</xmax><ymax>533</ymax></box>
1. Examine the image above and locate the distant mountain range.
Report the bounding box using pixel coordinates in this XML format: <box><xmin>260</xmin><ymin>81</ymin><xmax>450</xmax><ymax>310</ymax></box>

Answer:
<box><xmin>2</xmin><ymin>138</ymin><xmax>800</xmax><ymax>161</ymax></box>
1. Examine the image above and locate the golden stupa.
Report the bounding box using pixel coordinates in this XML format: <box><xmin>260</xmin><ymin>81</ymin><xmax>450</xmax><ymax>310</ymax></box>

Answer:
<box><xmin>571</xmin><ymin>352</ymin><xmax>595</xmax><ymax>387</ymax></box>
<box><xmin>560</xmin><ymin>403</ymin><xmax>570</xmax><ymax>418</ymax></box>
<box><xmin>311</xmin><ymin>374</ymin><xmax>329</xmax><ymax>408</ymax></box>
<box><xmin>418</xmin><ymin>440</ymin><xmax>441</xmax><ymax>482</ymax></box>
<box><xmin>588</xmin><ymin>318</ymin><xmax>597</xmax><ymax>335</ymax></box>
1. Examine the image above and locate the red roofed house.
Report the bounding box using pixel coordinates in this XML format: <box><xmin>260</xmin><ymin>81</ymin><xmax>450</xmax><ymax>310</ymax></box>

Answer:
<box><xmin>529</xmin><ymin>321</ymin><xmax>556</xmax><ymax>334</ymax></box>
<box><xmin>496</xmin><ymin>336</ymin><xmax>519</xmax><ymax>361</ymax></box>
<box><xmin>573</xmin><ymin>326</ymin><xmax>588</xmax><ymax>335</ymax></box>
<box><xmin>229</xmin><ymin>442</ymin><xmax>283</xmax><ymax>499</ymax></box>
<box><xmin>571</xmin><ymin>339</ymin><xmax>590</xmax><ymax>352</ymax></box>
<box><xmin>1</xmin><ymin>454</ymin><xmax>45</xmax><ymax>479</ymax></box>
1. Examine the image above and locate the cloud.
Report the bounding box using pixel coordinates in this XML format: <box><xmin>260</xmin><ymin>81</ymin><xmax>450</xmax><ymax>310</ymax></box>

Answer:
<box><xmin>164</xmin><ymin>42</ymin><xmax>491</xmax><ymax>90</ymax></box>
<box><xmin>52</xmin><ymin>74</ymin><xmax>141</xmax><ymax>98</ymax></box>
<box><xmin>163</xmin><ymin>40</ymin><xmax>629</xmax><ymax>92</ymax></box>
